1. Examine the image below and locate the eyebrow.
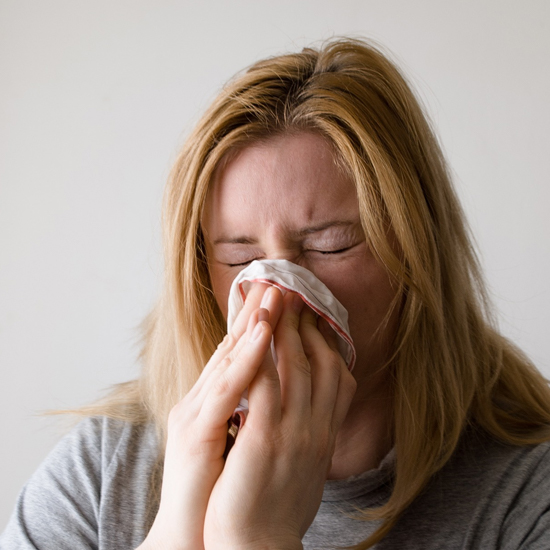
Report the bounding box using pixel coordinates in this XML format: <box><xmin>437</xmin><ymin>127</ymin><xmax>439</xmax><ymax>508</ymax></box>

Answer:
<box><xmin>212</xmin><ymin>220</ymin><xmax>358</xmax><ymax>245</ymax></box>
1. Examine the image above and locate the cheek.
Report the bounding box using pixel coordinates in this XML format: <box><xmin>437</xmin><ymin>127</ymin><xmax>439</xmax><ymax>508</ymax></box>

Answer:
<box><xmin>311</xmin><ymin>257</ymin><xmax>398</xmax><ymax>341</ymax></box>
<box><xmin>208</xmin><ymin>264</ymin><xmax>235</xmax><ymax>320</ymax></box>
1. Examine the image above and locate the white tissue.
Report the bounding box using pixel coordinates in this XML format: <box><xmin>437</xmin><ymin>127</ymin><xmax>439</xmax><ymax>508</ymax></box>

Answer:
<box><xmin>227</xmin><ymin>259</ymin><xmax>356</xmax><ymax>416</ymax></box>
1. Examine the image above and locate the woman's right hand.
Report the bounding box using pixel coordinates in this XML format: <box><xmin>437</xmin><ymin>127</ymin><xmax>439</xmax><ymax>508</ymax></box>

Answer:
<box><xmin>138</xmin><ymin>283</ymin><xmax>283</xmax><ymax>550</ymax></box>
<box><xmin>203</xmin><ymin>291</ymin><xmax>356</xmax><ymax>550</ymax></box>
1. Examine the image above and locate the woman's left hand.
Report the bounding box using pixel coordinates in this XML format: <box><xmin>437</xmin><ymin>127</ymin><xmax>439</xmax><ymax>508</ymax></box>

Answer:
<box><xmin>203</xmin><ymin>291</ymin><xmax>357</xmax><ymax>550</ymax></box>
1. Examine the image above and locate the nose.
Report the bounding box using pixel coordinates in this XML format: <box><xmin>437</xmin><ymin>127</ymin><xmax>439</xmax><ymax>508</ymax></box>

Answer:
<box><xmin>263</xmin><ymin>245</ymin><xmax>312</xmax><ymax>273</ymax></box>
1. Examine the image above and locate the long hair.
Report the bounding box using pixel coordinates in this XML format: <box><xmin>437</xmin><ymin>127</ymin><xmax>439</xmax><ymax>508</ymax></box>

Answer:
<box><xmin>83</xmin><ymin>38</ymin><xmax>550</xmax><ymax>548</ymax></box>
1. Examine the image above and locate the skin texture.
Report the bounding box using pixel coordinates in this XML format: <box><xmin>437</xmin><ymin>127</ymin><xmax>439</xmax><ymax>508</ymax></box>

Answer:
<box><xmin>139</xmin><ymin>132</ymin><xmax>400</xmax><ymax>550</ymax></box>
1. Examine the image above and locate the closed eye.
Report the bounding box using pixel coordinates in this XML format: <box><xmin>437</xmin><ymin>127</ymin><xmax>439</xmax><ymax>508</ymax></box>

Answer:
<box><xmin>226</xmin><ymin>245</ymin><xmax>358</xmax><ymax>266</ymax></box>
<box><xmin>226</xmin><ymin>259</ymin><xmax>256</xmax><ymax>268</ymax></box>
<box><xmin>308</xmin><ymin>244</ymin><xmax>358</xmax><ymax>255</ymax></box>
<box><xmin>315</xmin><ymin>246</ymin><xmax>353</xmax><ymax>254</ymax></box>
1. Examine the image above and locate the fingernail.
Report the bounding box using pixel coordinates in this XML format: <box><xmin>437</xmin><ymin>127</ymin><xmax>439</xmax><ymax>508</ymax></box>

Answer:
<box><xmin>260</xmin><ymin>286</ymin><xmax>274</xmax><ymax>308</ymax></box>
<box><xmin>258</xmin><ymin>308</ymin><xmax>270</xmax><ymax>323</ymax></box>
<box><xmin>250</xmin><ymin>322</ymin><xmax>264</xmax><ymax>342</ymax></box>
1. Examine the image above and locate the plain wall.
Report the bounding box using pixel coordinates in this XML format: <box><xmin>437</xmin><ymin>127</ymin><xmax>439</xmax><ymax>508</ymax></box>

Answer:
<box><xmin>1</xmin><ymin>0</ymin><xmax>549</xmax><ymax>529</ymax></box>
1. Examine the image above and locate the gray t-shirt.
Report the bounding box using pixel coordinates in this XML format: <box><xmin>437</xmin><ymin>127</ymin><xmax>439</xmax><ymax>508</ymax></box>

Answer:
<box><xmin>2</xmin><ymin>416</ymin><xmax>550</xmax><ymax>549</ymax></box>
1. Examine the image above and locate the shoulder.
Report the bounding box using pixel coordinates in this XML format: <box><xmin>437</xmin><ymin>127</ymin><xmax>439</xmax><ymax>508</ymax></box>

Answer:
<box><xmin>391</xmin><ymin>430</ymin><xmax>550</xmax><ymax>549</ymax></box>
<box><xmin>59</xmin><ymin>415</ymin><xmax>156</xmax><ymax>451</ymax></box>
<box><xmin>456</xmin><ymin>430</ymin><xmax>550</xmax><ymax>549</ymax></box>
<box><xmin>35</xmin><ymin>416</ymin><xmax>158</xmax><ymax>485</ymax></box>
<box><xmin>475</xmin><ymin>434</ymin><xmax>550</xmax><ymax>549</ymax></box>
<box><xmin>61</xmin><ymin>415</ymin><xmax>157</xmax><ymax>464</ymax></box>
<box><xmin>0</xmin><ymin>416</ymin><xmax>159</xmax><ymax>550</ymax></box>
<box><xmin>449</xmin><ymin>428</ymin><xmax>550</xmax><ymax>493</ymax></box>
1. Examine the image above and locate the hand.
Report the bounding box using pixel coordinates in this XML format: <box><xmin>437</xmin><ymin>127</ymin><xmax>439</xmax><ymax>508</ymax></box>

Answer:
<box><xmin>203</xmin><ymin>291</ymin><xmax>357</xmax><ymax>550</ymax></box>
<box><xmin>140</xmin><ymin>283</ymin><xmax>282</xmax><ymax>550</ymax></box>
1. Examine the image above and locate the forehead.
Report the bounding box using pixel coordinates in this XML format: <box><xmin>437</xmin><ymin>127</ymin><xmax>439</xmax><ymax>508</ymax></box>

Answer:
<box><xmin>202</xmin><ymin>132</ymin><xmax>360</xmax><ymax>236</ymax></box>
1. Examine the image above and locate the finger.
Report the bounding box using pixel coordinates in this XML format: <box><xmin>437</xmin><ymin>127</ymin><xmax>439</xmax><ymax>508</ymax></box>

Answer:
<box><xmin>199</xmin><ymin>317</ymin><xmax>273</xmax><ymax>429</ymax></box>
<box><xmin>299</xmin><ymin>308</ymin><xmax>345</xmax><ymax>420</ymax></box>
<box><xmin>259</xmin><ymin>285</ymin><xmax>284</xmax><ymax>331</ymax></box>
<box><xmin>193</xmin><ymin>285</ymin><xmax>281</xmax><ymax>399</ymax></box>
<box><xmin>232</xmin><ymin>287</ymin><xmax>283</xmax><ymax>429</ymax></box>
<box><xmin>195</xmin><ymin>283</ymin><xmax>270</xmax><ymax>390</ymax></box>
<box><xmin>330</xmin><ymin>367</ymin><xmax>357</xmax><ymax>434</ymax></box>
<box><xmin>198</xmin><ymin>307</ymin><xmax>269</xmax><ymax>400</ymax></box>
<box><xmin>221</xmin><ymin>286</ymin><xmax>282</xmax><ymax>372</ymax></box>
<box><xmin>203</xmin><ymin>284</ymin><xmax>282</xmax><ymax>387</ymax></box>
<box><xmin>193</xmin><ymin>305</ymin><xmax>261</xmax><ymax>394</ymax></box>
<box><xmin>245</xmin><ymin>334</ymin><xmax>281</xmax><ymax>427</ymax></box>
<box><xmin>273</xmin><ymin>292</ymin><xmax>311</xmax><ymax>415</ymax></box>
<box><xmin>230</xmin><ymin>282</ymin><xmax>271</xmax><ymax>336</ymax></box>
<box><xmin>299</xmin><ymin>306</ymin><xmax>325</xmax><ymax>360</ymax></box>
<box><xmin>317</xmin><ymin>316</ymin><xmax>340</xmax><ymax>354</ymax></box>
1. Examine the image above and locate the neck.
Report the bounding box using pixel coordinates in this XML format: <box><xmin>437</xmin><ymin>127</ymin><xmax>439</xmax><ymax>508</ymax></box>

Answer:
<box><xmin>327</xmin><ymin>375</ymin><xmax>393</xmax><ymax>480</ymax></box>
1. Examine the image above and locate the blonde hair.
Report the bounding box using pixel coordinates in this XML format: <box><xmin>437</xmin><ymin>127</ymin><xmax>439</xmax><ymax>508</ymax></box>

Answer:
<box><xmin>84</xmin><ymin>38</ymin><xmax>550</xmax><ymax>548</ymax></box>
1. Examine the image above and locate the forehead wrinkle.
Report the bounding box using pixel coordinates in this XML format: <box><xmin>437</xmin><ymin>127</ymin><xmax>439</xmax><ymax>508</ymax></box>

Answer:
<box><xmin>212</xmin><ymin>219</ymin><xmax>360</xmax><ymax>246</ymax></box>
<box><xmin>203</xmin><ymin>132</ymin><xmax>361</xmax><ymax>248</ymax></box>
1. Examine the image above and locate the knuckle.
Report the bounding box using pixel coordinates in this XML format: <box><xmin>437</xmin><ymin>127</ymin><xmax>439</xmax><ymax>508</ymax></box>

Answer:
<box><xmin>223</xmin><ymin>332</ymin><xmax>238</xmax><ymax>351</ymax></box>
<box><xmin>299</xmin><ymin>306</ymin><xmax>317</xmax><ymax>326</ymax></box>
<box><xmin>281</xmin><ymin>312</ymin><xmax>301</xmax><ymax>332</ymax></box>
<box><xmin>326</xmin><ymin>350</ymin><xmax>345</xmax><ymax>378</ymax></box>
<box><xmin>211</xmin><ymin>373</ymin><xmax>233</xmax><ymax>397</ymax></box>
<box><xmin>215</xmin><ymin>338</ymin><xmax>227</xmax><ymax>354</ymax></box>
<box><xmin>261</xmin><ymin>363</ymin><xmax>280</xmax><ymax>385</ymax></box>
<box><xmin>293</xmin><ymin>352</ymin><xmax>311</xmax><ymax>376</ymax></box>
<box><xmin>344</xmin><ymin>371</ymin><xmax>358</xmax><ymax>396</ymax></box>
<box><xmin>216</xmin><ymin>356</ymin><xmax>233</xmax><ymax>372</ymax></box>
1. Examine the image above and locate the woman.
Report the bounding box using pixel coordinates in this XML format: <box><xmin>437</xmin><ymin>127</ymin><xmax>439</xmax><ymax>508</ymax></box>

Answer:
<box><xmin>2</xmin><ymin>38</ymin><xmax>550</xmax><ymax>550</ymax></box>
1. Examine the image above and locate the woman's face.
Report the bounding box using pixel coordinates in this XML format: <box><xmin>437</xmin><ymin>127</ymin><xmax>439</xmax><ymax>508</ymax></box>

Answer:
<box><xmin>202</xmin><ymin>132</ymin><xmax>400</xmax><ymax>390</ymax></box>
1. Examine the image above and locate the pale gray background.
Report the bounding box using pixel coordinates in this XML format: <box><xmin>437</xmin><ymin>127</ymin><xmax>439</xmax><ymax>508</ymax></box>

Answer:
<box><xmin>1</xmin><ymin>0</ymin><xmax>549</xmax><ymax>530</ymax></box>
